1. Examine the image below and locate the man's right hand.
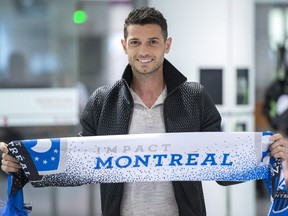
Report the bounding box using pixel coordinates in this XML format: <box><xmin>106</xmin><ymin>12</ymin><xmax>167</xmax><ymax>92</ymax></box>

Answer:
<box><xmin>0</xmin><ymin>142</ymin><xmax>21</xmax><ymax>173</ymax></box>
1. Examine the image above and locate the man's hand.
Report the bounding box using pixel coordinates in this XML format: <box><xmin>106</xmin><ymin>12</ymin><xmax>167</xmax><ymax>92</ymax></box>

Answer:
<box><xmin>0</xmin><ymin>142</ymin><xmax>21</xmax><ymax>173</ymax></box>
<box><xmin>269</xmin><ymin>133</ymin><xmax>288</xmax><ymax>160</ymax></box>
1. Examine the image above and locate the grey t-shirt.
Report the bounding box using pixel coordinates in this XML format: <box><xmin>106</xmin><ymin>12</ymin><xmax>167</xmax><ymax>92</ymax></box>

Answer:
<box><xmin>120</xmin><ymin>87</ymin><xmax>179</xmax><ymax>216</ymax></box>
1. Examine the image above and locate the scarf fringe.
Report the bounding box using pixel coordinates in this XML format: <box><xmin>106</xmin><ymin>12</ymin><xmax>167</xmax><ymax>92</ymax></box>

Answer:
<box><xmin>1</xmin><ymin>174</ymin><xmax>31</xmax><ymax>216</ymax></box>
<box><xmin>1</xmin><ymin>199</ymin><xmax>31</xmax><ymax>216</ymax></box>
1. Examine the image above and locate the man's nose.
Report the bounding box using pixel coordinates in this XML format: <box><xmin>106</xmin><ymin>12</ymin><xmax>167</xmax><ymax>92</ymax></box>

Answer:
<box><xmin>139</xmin><ymin>44</ymin><xmax>150</xmax><ymax>55</ymax></box>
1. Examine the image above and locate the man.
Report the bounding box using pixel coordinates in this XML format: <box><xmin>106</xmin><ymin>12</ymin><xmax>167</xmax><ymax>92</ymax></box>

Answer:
<box><xmin>1</xmin><ymin>6</ymin><xmax>288</xmax><ymax>216</ymax></box>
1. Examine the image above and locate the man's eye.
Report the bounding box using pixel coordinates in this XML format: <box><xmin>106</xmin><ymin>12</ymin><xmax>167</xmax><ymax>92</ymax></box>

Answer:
<box><xmin>150</xmin><ymin>40</ymin><xmax>158</xmax><ymax>45</ymax></box>
<box><xmin>147</xmin><ymin>40</ymin><xmax>159</xmax><ymax>46</ymax></box>
<box><xmin>130</xmin><ymin>41</ymin><xmax>140</xmax><ymax>46</ymax></box>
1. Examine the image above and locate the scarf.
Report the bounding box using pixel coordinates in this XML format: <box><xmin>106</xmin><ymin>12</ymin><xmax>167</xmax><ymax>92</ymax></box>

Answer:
<box><xmin>1</xmin><ymin>131</ymin><xmax>287</xmax><ymax>215</ymax></box>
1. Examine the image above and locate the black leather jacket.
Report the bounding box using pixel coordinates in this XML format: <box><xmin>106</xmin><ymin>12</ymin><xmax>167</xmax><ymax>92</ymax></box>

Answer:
<box><xmin>80</xmin><ymin>59</ymin><xmax>222</xmax><ymax>216</ymax></box>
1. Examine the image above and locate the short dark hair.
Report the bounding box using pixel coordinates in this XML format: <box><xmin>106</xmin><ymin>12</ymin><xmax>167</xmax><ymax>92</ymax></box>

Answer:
<box><xmin>124</xmin><ymin>7</ymin><xmax>168</xmax><ymax>41</ymax></box>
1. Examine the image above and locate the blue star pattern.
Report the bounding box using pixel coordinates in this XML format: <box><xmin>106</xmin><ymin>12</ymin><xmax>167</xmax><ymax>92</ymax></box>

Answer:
<box><xmin>22</xmin><ymin>139</ymin><xmax>61</xmax><ymax>173</ymax></box>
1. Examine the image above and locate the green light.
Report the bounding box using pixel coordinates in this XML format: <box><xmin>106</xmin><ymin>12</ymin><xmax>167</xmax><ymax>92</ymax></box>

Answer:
<box><xmin>74</xmin><ymin>10</ymin><xmax>87</xmax><ymax>24</ymax></box>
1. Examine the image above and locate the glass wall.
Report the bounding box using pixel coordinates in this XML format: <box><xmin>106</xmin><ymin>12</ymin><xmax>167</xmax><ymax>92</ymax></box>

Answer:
<box><xmin>0</xmin><ymin>0</ymin><xmax>77</xmax><ymax>88</ymax></box>
<box><xmin>0</xmin><ymin>0</ymin><xmax>140</xmax><ymax>215</ymax></box>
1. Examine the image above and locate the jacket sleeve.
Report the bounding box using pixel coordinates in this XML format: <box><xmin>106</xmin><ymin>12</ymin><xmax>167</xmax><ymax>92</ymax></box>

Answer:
<box><xmin>79</xmin><ymin>86</ymin><xmax>108</xmax><ymax>136</ymax></box>
<box><xmin>79</xmin><ymin>96</ymin><xmax>97</xmax><ymax>136</ymax></box>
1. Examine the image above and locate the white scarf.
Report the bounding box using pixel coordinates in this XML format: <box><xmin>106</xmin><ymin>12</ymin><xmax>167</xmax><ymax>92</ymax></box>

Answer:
<box><xmin>3</xmin><ymin>131</ymin><xmax>288</xmax><ymax>216</ymax></box>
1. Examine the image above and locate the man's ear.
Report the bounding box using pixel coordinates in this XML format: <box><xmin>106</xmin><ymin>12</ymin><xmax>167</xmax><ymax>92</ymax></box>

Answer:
<box><xmin>121</xmin><ymin>39</ymin><xmax>128</xmax><ymax>54</ymax></box>
<box><xmin>164</xmin><ymin>37</ymin><xmax>172</xmax><ymax>54</ymax></box>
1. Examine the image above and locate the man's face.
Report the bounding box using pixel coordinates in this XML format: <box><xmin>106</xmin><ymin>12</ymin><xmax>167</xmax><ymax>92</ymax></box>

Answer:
<box><xmin>121</xmin><ymin>24</ymin><xmax>172</xmax><ymax>76</ymax></box>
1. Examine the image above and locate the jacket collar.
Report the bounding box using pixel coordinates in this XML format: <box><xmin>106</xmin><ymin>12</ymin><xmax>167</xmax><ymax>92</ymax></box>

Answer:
<box><xmin>121</xmin><ymin>58</ymin><xmax>187</xmax><ymax>94</ymax></box>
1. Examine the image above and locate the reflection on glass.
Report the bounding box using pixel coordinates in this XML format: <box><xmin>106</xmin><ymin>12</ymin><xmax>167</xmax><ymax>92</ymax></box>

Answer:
<box><xmin>237</xmin><ymin>68</ymin><xmax>249</xmax><ymax>105</ymax></box>
<box><xmin>200</xmin><ymin>68</ymin><xmax>223</xmax><ymax>105</ymax></box>
<box><xmin>235</xmin><ymin>122</ymin><xmax>246</xmax><ymax>131</ymax></box>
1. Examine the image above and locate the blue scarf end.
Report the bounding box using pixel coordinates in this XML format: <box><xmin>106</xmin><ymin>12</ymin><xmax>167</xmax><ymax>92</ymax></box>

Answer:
<box><xmin>1</xmin><ymin>174</ymin><xmax>31</xmax><ymax>216</ymax></box>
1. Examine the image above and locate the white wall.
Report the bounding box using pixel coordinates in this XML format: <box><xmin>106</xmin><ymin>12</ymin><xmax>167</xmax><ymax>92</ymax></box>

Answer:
<box><xmin>149</xmin><ymin>1</ymin><xmax>256</xmax><ymax>215</ymax></box>
<box><xmin>150</xmin><ymin>0</ymin><xmax>228</xmax><ymax>82</ymax></box>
